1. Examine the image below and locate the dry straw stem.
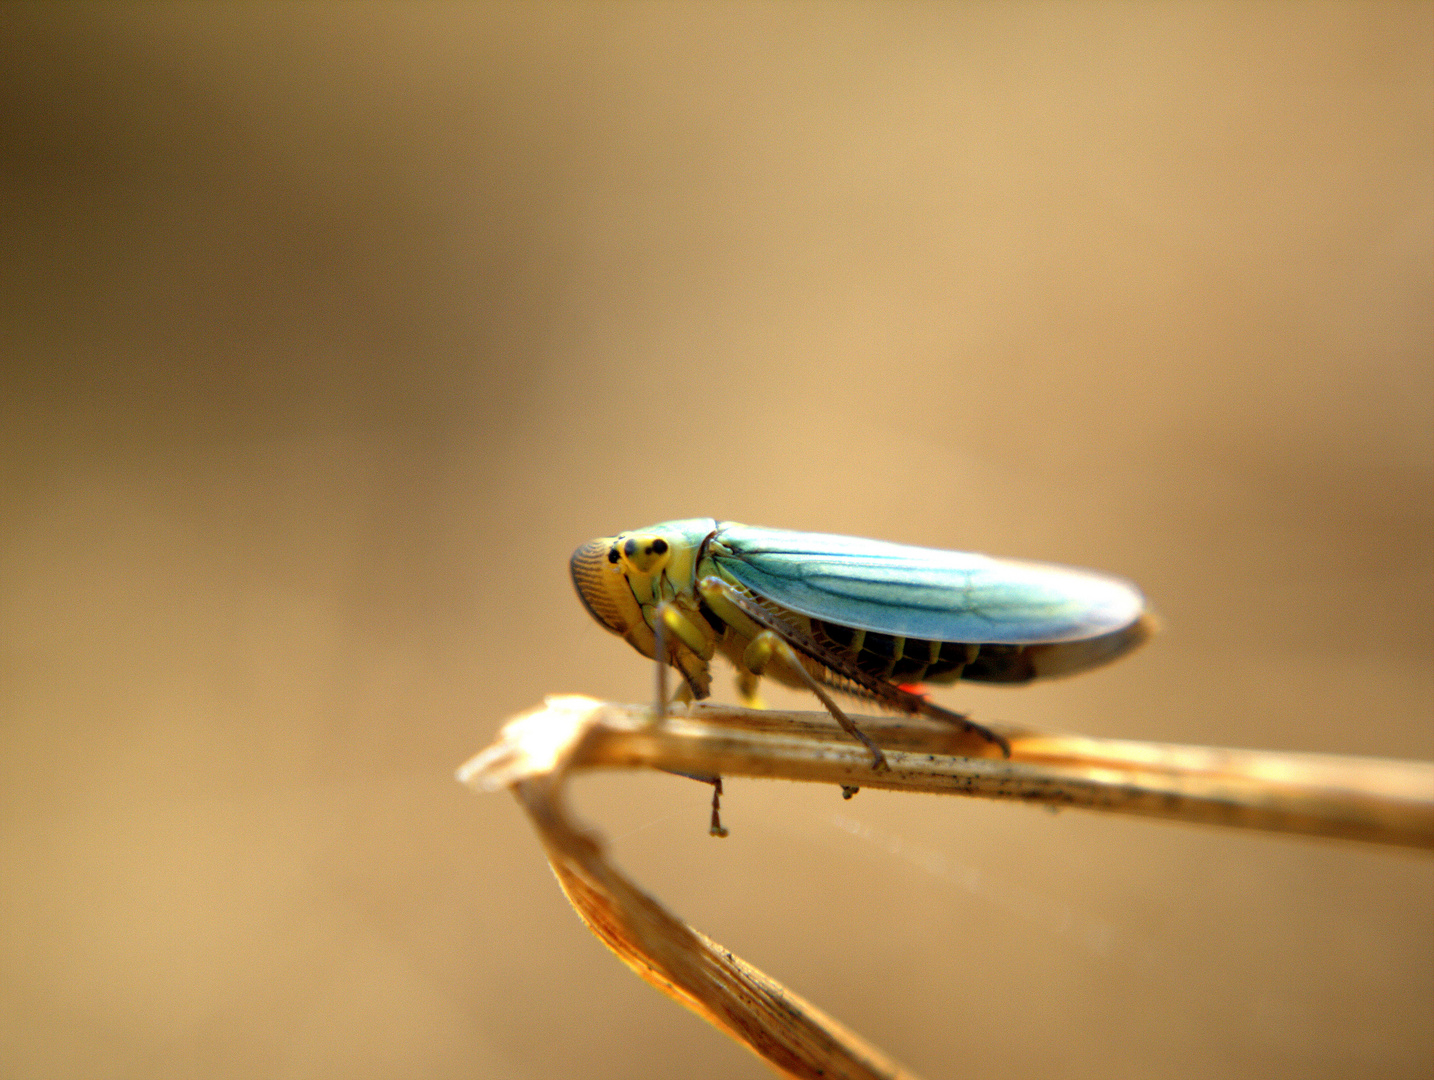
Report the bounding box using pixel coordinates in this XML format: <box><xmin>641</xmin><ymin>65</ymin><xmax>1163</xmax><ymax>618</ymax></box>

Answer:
<box><xmin>459</xmin><ymin>696</ymin><xmax>1434</xmax><ymax>1080</ymax></box>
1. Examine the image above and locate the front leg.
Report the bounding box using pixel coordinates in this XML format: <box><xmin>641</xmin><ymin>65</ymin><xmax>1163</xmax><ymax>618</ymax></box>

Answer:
<box><xmin>652</xmin><ymin>602</ymin><xmax>730</xmax><ymax>837</ymax></box>
<box><xmin>651</xmin><ymin>601</ymin><xmax>714</xmax><ymax>720</ymax></box>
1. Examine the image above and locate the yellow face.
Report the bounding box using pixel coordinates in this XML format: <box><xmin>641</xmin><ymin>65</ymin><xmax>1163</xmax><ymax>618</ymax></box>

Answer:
<box><xmin>569</xmin><ymin>534</ymin><xmax>648</xmax><ymax>644</ymax></box>
<box><xmin>569</xmin><ymin>519</ymin><xmax>715</xmax><ymax>661</ymax></box>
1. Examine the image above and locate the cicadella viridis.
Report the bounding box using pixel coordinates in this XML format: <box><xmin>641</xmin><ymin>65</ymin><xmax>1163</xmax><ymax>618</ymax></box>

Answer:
<box><xmin>571</xmin><ymin>519</ymin><xmax>1152</xmax><ymax>831</ymax></box>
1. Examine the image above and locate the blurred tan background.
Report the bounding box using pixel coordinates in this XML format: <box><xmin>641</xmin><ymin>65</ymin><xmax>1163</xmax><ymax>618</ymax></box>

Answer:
<box><xmin>2</xmin><ymin>4</ymin><xmax>1430</xmax><ymax>1078</ymax></box>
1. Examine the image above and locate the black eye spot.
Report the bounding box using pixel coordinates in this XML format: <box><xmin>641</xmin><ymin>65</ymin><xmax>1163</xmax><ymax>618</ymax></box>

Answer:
<box><xmin>650</xmin><ymin>538</ymin><xmax>668</xmax><ymax>555</ymax></box>
<box><xmin>607</xmin><ymin>547</ymin><xmax>619</xmax><ymax>564</ymax></box>
<box><xmin>623</xmin><ymin>538</ymin><xmax>638</xmax><ymax>558</ymax></box>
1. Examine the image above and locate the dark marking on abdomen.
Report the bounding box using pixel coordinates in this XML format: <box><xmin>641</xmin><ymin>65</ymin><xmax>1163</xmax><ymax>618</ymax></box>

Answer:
<box><xmin>812</xmin><ymin>622</ymin><xmax>954</xmax><ymax>682</ymax></box>
<box><xmin>810</xmin><ymin>620</ymin><xmax>1041</xmax><ymax>684</ymax></box>
<box><xmin>961</xmin><ymin>643</ymin><xmax>1036</xmax><ymax>683</ymax></box>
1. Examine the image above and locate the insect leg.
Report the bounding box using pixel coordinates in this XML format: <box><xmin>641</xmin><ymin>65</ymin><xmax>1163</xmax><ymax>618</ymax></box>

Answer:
<box><xmin>701</xmin><ymin>575</ymin><xmax>1009</xmax><ymax>760</ymax></box>
<box><xmin>654</xmin><ymin>602</ymin><xmax>731</xmax><ymax>836</ymax></box>
<box><xmin>656</xmin><ymin>767</ymin><xmax>730</xmax><ymax>837</ymax></box>
<box><xmin>914</xmin><ymin>697</ymin><xmax>1011</xmax><ymax>758</ymax></box>
<box><xmin>744</xmin><ymin>630</ymin><xmax>889</xmax><ymax>771</ymax></box>
<box><xmin>700</xmin><ymin>577</ymin><xmax>891</xmax><ymax>769</ymax></box>
<box><xmin>735</xmin><ymin>669</ymin><xmax>766</xmax><ymax>709</ymax></box>
<box><xmin>706</xmin><ymin>776</ymin><xmax>729</xmax><ymax>838</ymax></box>
<box><xmin>653</xmin><ymin>602</ymin><xmax>670</xmax><ymax>721</ymax></box>
<box><xmin>652</xmin><ymin>602</ymin><xmax>714</xmax><ymax>717</ymax></box>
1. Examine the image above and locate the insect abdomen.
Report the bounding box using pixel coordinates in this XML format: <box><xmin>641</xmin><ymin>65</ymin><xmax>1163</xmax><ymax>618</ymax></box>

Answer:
<box><xmin>812</xmin><ymin>620</ymin><xmax>975</xmax><ymax>683</ymax></box>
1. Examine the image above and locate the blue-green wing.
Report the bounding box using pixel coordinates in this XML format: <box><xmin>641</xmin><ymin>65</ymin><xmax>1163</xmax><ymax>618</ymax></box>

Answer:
<box><xmin>709</xmin><ymin>523</ymin><xmax>1145</xmax><ymax>644</ymax></box>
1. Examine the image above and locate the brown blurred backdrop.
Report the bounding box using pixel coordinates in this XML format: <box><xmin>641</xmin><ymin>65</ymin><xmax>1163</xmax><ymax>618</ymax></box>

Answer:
<box><xmin>2</xmin><ymin>4</ymin><xmax>1430</xmax><ymax>1078</ymax></box>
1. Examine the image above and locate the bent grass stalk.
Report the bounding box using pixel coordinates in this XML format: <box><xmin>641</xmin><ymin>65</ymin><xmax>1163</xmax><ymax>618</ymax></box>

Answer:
<box><xmin>459</xmin><ymin>697</ymin><xmax>1434</xmax><ymax>1080</ymax></box>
